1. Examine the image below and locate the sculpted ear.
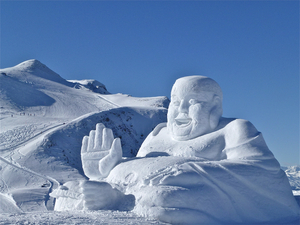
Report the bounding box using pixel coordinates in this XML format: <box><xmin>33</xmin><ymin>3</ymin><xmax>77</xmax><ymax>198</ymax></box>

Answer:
<box><xmin>209</xmin><ymin>95</ymin><xmax>223</xmax><ymax>130</ymax></box>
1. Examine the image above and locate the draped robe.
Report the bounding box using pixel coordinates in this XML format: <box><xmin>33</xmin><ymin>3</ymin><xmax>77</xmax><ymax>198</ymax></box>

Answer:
<box><xmin>106</xmin><ymin>118</ymin><xmax>299</xmax><ymax>224</ymax></box>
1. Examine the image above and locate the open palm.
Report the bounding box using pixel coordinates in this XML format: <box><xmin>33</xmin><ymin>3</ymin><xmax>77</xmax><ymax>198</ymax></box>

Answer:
<box><xmin>81</xmin><ymin>123</ymin><xmax>122</xmax><ymax>180</ymax></box>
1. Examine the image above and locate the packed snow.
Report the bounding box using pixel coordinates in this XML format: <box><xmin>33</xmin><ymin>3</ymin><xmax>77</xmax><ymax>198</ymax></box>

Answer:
<box><xmin>0</xmin><ymin>61</ymin><xmax>299</xmax><ymax>224</ymax></box>
<box><xmin>0</xmin><ymin>211</ymin><xmax>168</xmax><ymax>224</ymax></box>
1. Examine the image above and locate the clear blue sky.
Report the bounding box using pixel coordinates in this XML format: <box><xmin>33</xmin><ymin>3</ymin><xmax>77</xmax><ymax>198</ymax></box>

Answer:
<box><xmin>1</xmin><ymin>1</ymin><xmax>299</xmax><ymax>166</ymax></box>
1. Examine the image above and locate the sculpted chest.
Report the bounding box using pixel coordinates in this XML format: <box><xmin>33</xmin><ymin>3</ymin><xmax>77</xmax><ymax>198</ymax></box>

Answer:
<box><xmin>138</xmin><ymin>127</ymin><xmax>226</xmax><ymax>161</ymax></box>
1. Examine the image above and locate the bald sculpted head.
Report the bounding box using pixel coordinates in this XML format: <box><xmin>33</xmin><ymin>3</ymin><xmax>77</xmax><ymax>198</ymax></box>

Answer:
<box><xmin>167</xmin><ymin>76</ymin><xmax>223</xmax><ymax>141</ymax></box>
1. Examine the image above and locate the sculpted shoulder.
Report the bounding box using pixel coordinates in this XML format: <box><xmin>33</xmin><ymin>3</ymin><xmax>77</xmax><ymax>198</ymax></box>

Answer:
<box><xmin>221</xmin><ymin>118</ymin><xmax>260</xmax><ymax>148</ymax></box>
<box><xmin>221</xmin><ymin>118</ymin><xmax>279</xmax><ymax>165</ymax></box>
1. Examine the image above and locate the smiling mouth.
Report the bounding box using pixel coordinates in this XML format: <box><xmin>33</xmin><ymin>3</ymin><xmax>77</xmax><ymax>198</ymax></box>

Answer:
<box><xmin>175</xmin><ymin>114</ymin><xmax>192</xmax><ymax>127</ymax></box>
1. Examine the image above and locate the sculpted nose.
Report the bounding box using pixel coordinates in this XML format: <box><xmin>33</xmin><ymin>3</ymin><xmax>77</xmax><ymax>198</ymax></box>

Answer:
<box><xmin>178</xmin><ymin>100</ymin><xmax>188</xmax><ymax>113</ymax></box>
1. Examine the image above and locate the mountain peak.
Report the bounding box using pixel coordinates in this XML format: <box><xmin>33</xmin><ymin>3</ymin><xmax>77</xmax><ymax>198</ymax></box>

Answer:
<box><xmin>1</xmin><ymin>59</ymin><xmax>70</xmax><ymax>86</ymax></box>
<box><xmin>15</xmin><ymin>59</ymin><xmax>49</xmax><ymax>71</ymax></box>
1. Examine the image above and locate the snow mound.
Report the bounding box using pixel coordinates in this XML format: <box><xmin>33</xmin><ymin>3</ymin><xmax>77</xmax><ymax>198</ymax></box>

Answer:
<box><xmin>0</xmin><ymin>193</ymin><xmax>22</xmax><ymax>213</ymax></box>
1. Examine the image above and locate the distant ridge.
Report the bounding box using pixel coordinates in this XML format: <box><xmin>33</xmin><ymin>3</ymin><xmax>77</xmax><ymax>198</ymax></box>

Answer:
<box><xmin>0</xmin><ymin>59</ymin><xmax>169</xmax><ymax>118</ymax></box>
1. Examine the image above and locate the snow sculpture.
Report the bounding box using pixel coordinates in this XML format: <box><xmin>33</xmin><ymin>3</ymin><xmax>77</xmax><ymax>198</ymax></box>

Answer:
<box><xmin>53</xmin><ymin>76</ymin><xmax>299</xmax><ymax>224</ymax></box>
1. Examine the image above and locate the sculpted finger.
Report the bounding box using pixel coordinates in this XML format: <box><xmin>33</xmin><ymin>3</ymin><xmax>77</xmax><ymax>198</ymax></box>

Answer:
<box><xmin>102</xmin><ymin>128</ymin><xmax>114</xmax><ymax>150</ymax></box>
<box><xmin>94</xmin><ymin>123</ymin><xmax>105</xmax><ymax>150</ymax></box>
<box><xmin>87</xmin><ymin>130</ymin><xmax>96</xmax><ymax>152</ymax></box>
<box><xmin>110</xmin><ymin>138</ymin><xmax>122</xmax><ymax>160</ymax></box>
<box><xmin>98</xmin><ymin>138</ymin><xmax>122</xmax><ymax>178</ymax></box>
<box><xmin>81</xmin><ymin>136</ymin><xmax>89</xmax><ymax>153</ymax></box>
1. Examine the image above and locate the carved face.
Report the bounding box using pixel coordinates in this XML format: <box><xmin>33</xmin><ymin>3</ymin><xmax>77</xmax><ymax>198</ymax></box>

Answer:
<box><xmin>167</xmin><ymin>76</ymin><xmax>222</xmax><ymax>141</ymax></box>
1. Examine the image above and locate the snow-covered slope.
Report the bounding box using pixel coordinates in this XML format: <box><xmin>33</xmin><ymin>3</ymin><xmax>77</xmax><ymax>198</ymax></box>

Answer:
<box><xmin>0</xmin><ymin>59</ymin><xmax>168</xmax><ymax>215</ymax></box>
<box><xmin>5</xmin><ymin>107</ymin><xmax>167</xmax><ymax>184</ymax></box>
<box><xmin>0</xmin><ymin>59</ymin><xmax>169</xmax><ymax>119</ymax></box>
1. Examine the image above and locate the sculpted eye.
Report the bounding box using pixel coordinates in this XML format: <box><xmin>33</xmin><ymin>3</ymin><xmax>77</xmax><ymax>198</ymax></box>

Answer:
<box><xmin>189</xmin><ymin>99</ymin><xmax>198</xmax><ymax>105</ymax></box>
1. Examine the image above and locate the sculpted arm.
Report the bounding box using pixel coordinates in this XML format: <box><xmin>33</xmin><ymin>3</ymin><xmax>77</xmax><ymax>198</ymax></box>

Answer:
<box><xmin>52</xmin><ymin>124</ymin><xmax>125</xmax><ymax>211</ymax></box>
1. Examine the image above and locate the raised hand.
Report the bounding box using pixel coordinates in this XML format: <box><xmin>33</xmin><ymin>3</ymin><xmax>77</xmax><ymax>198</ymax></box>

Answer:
<box><xmin>81</xmin><ymin>123</ymin><xmax>122</xmax><ymax>180</ymax></box>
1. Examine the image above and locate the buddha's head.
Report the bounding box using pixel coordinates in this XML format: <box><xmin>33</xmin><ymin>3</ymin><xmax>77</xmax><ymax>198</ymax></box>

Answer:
<box><xmin>167</xmin><ymin>76</ymin><xmax>223</xmax><ymax>141</ymax></box>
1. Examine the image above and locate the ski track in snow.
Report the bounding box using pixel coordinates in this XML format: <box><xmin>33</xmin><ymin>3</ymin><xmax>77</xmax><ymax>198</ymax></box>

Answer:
<box><xmin>0</xmin><ymin>124</ymin><xmax>37</xmax><ymax>149</ymax></box>
<box><xmin>0</xmin><ymin>122</ymin><xmax>65</xmax><ymax>151</ymax></box>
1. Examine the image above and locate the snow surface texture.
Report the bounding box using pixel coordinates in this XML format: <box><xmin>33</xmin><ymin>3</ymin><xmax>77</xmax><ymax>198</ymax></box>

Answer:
<box><xmin>54</xmin><ymin>76</ymin><xmax>300</xmax><ymax>224</ymax></box>
<box><xmin>0</xmin><ymin>61</ymin><xmax>299</xmax><ymax>224</ymax></box>
<box><xmin>0</xmin><ymin>211</ymin><xmax>168</xmax><ymax>225</ymax></box>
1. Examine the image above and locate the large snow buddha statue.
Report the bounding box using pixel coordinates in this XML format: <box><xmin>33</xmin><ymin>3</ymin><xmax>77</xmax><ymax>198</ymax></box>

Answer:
<box><xmin>53</xmin><ymin>76</ymin><xmax>299</xmax><ymax>224</ymax></box>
